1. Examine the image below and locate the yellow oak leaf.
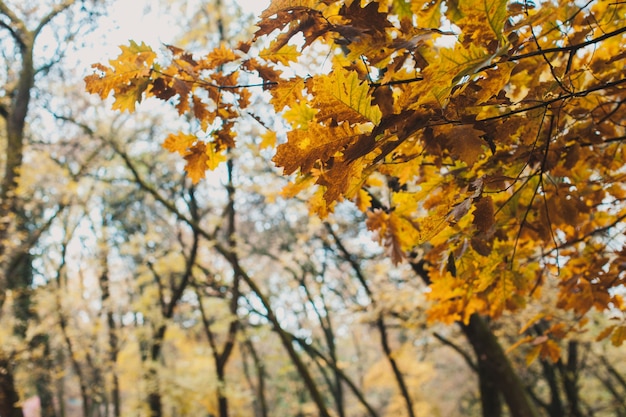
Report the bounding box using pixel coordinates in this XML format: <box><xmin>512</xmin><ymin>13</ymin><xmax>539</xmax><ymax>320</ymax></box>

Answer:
<box><xmin>259</xmin><ymin>130</ymin><xmax>277</xmax><ymax>149</ymax></box>
<box><xmin>163</xmin><ymin>132</ymin><xmax>197</xmax><ymax>156</ymax></box>
<box><xmin>205</xmin><ymin>142</ymin><xmax>227</xmax><ymax>170</ymax></box>
<box><xmin>525</xmin><ymin>344</ymin><xmax>542</xmax><ymax>366</ymax></box>
<box><xmin>317</xmin><ymin>157</ymin><xmax>365</xmax><ymax>203</ymax></box>
<box><xmin>111</xmin><ymin>78</ymin><xmax>150</xmax><ymax>112</ymax></box>
<box><xmin>182</xmin><ymin>142</ymin><xmax>227</xmax><ymax>184</ymax></box>
<box><xmin>259</xmin><ymin>0</ymin><xmax>323</xmax><ymax>19</ymax></box>
<box><xmin>355</xmin><ymin>188</ymin><xmax>371</xmax><ymax>212</ymax></box>
<box><xmin>180</xmin><ymin>142</ymin><xmax>226</xmax><ymax>184</ymax></box>
<box><xmin>280</xmin><ymin>175</ymin><xmax>316</xmax><ymax>198</ymax></box>
<box><xmin>596</xmin><ymin>325</ymin><xmax>616</xmax><ymax>342</ymax></box>
<box><xmin>311</xmin><ymin>68</ymin><xmax>382</xmax><ymax>125</ymax></box>
<box><xmin>473</xmin><ymin>62</ymin><xmax>515</xmax><ymax>104</ymax></box>
<box><xmin>283</xmin><ymin>102</ymin><xmax>317</xmax><ymax>128</ymax></box>
<box><xmin>111</xmin><ymin>40</ymin><xmax>156</xmax><ymax>78</ymax></box>
<box><xmin>84</xmin><ymin>41</ymin><xmax>155</xmax><ymax>108</ymax></box>
<box><xmin>84</xmin><ymin>64</ymin><xmax>116</xmax><ymax>99</ymax></box>
<box><xmin>456</xmin><ymin>0</ymin><xmax>509</xmax><ymax>43</ymax></box>
<box><xmin>259</xmin><ymin>44</ymin><xmax>300</xmax><ymax>65</ymax></box>
<box><xmin>412</xmin><ymin>0</ymin><xmax>442</xmax><ymax>27</ymax></box>
<box><xmin>308</xmin><ymin>186</ymin><xmax>336</xmax><ymax>218</ymax></box>
<box><xmin>273</xmin><ymin>122</ymin><xmax>363</xmax><ymax>175</ymax></box>
<box><xmin>268</xmin><ymin>77</ymin><xmax>305</xmax><ymax>112</ymax></box>
<box><xmin>420</xmin><ymin>43</ymin><xmax>493</xmax><ymax>101</ymax></box>
<box><xmin>415</xmin><ymin>203</ymin><xmax>450</xmax><ymax>244</ymax></box>
<box><xmin>611</xmin><ymin>325</ymin><xmax>626</xmax><ymax>347</ymax></box>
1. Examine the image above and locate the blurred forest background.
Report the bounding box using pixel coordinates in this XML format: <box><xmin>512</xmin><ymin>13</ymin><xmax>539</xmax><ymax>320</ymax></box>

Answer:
<box><xmin>0</xmin><ymin>1</ymin><xmax>624</xmax><ymax>417</ymax></box>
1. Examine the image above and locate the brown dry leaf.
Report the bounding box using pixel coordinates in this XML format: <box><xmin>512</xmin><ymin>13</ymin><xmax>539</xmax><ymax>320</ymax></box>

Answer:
<box><xmin>184</xmin><ymin>142</ymin><xmax>210</xmax><ymax>183</ymax></box>
<box><xmin>473</xmin><ymin>196</ymin><xmax>495</xmax><ymax>233</ymax></box>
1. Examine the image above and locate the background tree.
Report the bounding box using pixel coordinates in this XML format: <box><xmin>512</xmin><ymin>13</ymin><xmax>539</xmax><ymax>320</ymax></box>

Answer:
<box><xmin>0</xmin><ymin>2</ymin><xmax>106</xmax><ymax>416</ymax></box>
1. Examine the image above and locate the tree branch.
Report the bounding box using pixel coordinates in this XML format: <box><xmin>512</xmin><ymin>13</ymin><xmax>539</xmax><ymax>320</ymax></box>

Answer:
<box><xmin>479</xmin><ymin>78</ymin><xmax>626</xmax><ymax>123</ymax></box>
<box><xmin>33</xmin><ymin>0</ymin><xmax>77</xmax><ymax>38</ymax></box>
<box><xmin>508</xmin><ymin>26</ymin><xmax>626</xmax><ymax>63</ymax></box>
<box><xmin>289</xmin><ymin>333</ymin><xmax>379</xmax><ymax>417</ymax></box>
<box><xmin>0</xmin><ymin>1</ymin><xmax>27</xmax><ymax>47</ymax></box>
<box><xmin>433</xmin><ymin>332</ymin><xmax>477</xmax><ymax>372</ymax></box>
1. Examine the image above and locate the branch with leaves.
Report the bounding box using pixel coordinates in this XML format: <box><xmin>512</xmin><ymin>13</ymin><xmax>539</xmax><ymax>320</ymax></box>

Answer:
<box><xmin>85</xmin><ymin>0</ymin><xmax>626</xmax><ymax>352</ymax></box>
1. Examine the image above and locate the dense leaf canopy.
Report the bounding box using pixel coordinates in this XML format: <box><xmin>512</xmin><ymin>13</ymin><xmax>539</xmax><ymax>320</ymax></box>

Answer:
<box><xmin>86</xmin><ymin>0</ymin><xmax>626</xmax><ymax>350</ymax></box>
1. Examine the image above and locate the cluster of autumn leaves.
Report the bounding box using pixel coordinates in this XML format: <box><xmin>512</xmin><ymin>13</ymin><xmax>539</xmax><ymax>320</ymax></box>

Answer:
<box><xmin>85</xmin><ymin>0</ymin><xmax>626</xmax><ymax>350</ymax></box>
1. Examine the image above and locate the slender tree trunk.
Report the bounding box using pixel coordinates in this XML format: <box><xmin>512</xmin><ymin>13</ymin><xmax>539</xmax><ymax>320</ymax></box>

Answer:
<box><xmin>147</xmin><ymin>389</ymin><xmax>163</xmax><ymax>417</ymax></box>
<box><xmin>55</xmin><ymin>349</ymin><xmax>66</xmax><ymax>417</ymax></box>
<box><xmin>59</xmin><ymin>309</ymin><xmax>91</xmax><ymax>417</ymax></box>
<box><xmin>376</xmin><ymin>316</ymin><xmax>416</xmax><ymax>417</ymax></box>
<box><xmin>234</xmin><ymin>270</ymin><xmax>332</xmax><ymax>417</ymax></box>
<box><xmin>540</xmin><ymin>358</ymin><xmax>564</xmax><ymax>417</ymax></box>
<box><xmin>242</xmin><ymin>338</ymin><xmax>268</xmax><ymax>417</ymax></box>
<box><xmin>98</xmin><ymin>246</ymin><xmax>121</xmax><ymax>417</ymax></box>
<box><xmin>558</xmin><ymin>341</ymin><xmax>584</xmax><ymax>417</ymax></box>
<box><xmin>0</xmin><ymin>358</ymin><xmax>23</xmax><ymax>417</ymax></box>
<box><xmin>32</xmin><ymin>335</ymin><xmax>58</xmax><ymax>417</ymax></box>
<box><xmin>461</xmin><ymin>314</ymin><xmax>540</xmax><ymax>417</ymax></box>
<box><xmin>147</xmin><ymin>325</ymin><xmax>166</xmax><ymax>417</ymax></box>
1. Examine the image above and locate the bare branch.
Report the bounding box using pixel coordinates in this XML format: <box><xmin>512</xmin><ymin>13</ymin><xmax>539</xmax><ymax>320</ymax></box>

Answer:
<box><xmin>33</xmin><ymin>0</ymin><xmax>77</xmax><ymax>38</ymax></box>
<box><xmin>0</xmin><ymin>1</ymin><xmax>27</xmax><ymax>47</ymax></box>
<box><xmin>433</xmin><ymin>332</ymin><xmax>477</xmax><ymax>372</ymax></box>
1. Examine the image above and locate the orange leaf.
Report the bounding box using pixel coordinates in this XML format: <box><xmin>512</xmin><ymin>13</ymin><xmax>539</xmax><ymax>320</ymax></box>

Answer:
<box><xmin>184</xmin><ymin>142</ymin><xmax>210</xmax><ymax>183</ymax></box>
<box><xmin>273</xmin><ymin>122</ymin><xmax>363</xmax><ymax>175</ymax></box>
<box><xmin>204</xmin><ymin>43</ymin><xmax>237</xmax><ymax>69</ymax></box>
<box><xmin>541</xmin><ymin>339</ymin><xmax>561</xmax><ymax>363</ymax></box>
<box><xmin>611</xmin><ymin>325</ymin><xmax>626</xmax><ymax>347</ymax></box>
<box><xmin>163</xmin><ymin>132</ymin><xmax>197</xmax><ymax>156</ymax></box>
<box><xmin>596</xmin><ymin>324</ymin><xmax>617</xmax><ymax>342</ymax></box>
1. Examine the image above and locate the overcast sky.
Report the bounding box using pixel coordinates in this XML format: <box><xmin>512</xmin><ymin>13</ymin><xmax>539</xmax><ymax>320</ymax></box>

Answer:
<box><xmin>75</xmin><ymin>0</ymin><xmax>268</xmax><ymax>72</ymax></box>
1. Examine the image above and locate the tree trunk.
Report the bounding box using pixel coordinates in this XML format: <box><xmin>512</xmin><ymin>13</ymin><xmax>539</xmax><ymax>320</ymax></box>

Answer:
<box><xmin>476</xmin><ymin>356</ymin><xmax>503</xmax><ymax>417</ymax></box>
<box><xmin>147</xmin><ymin>325</ymin><xmax>166</xmax><ymax>417</ymax></box>
<box><xmin>559</xmin><ymin>341</ymin><xmax>584</xmax><ymax>417</ymax></box>
<box><xmin>0</xmin><ymin>39</ymin><xmax>34</xmax><ymax>417</ymax></box>
<box><xmin>31</xmin><ymin>335</ymin><xmax>57</xmax><ymax>417</ymax></box>
<box><xmin>99</xmin><ymin>249</ymin><xmax>121</xmax><ymax>417</ymax></box>
<box><xmin>242</xmin><ymin>338</ymin><xmax>268</xmax><ymax>417</ymax></box>
<box><xmin>410</xmin><ymin>260</ymin><xmax>537</xmax><ymax>417</ymax></box>
<box><xmin>461</xmin><ymin>314</ymin><xmax>540</xmax><ymax>417</ymax></box>
<box><xmin>0</xmin><ymin>358</ymin><xmax>23</xmax><ymax>417</ymax></box>
<box><xmin>147</xmin><ymin>389</ymin><xmax>163</xmax><ymax>417</ymax></box>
